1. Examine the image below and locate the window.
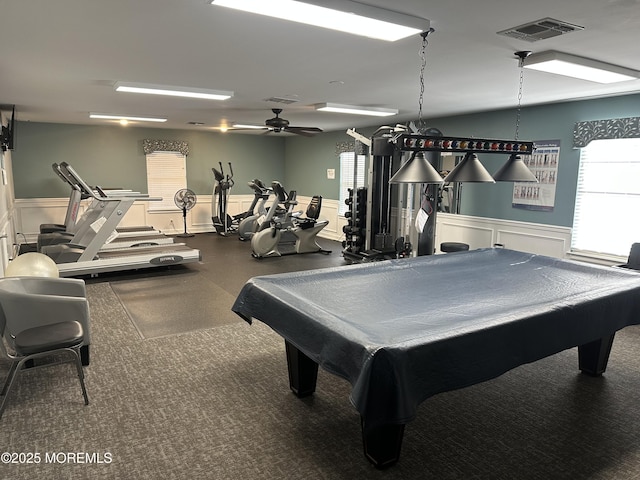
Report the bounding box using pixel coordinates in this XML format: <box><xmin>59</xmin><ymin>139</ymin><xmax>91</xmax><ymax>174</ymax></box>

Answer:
<box><xmin>146</xmin><ymin>151</ymin><xmax>187</xmax><ymax>211</ymax></box>
<box><xmin>338</xmin><ymin>152</ymin><xmax>365</xmax><ymax>216</ymax></box>
<box><xmin>571</xmin><ymin>138</ymin><xmax>640</xmax><ymax>257</ymax></box>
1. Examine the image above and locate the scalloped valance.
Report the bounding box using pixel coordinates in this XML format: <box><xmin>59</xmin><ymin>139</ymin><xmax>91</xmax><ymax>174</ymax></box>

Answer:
<box><xmin>143</xmin><ymin>139</ymin><xmax>189</xmax><ymax>156</ymax></box>
<box><xmin>335</xmin><ymin>141</ymin><xmax>368</xmax><ymax>156</ymax></box>
<box><xmin>573</xmin><ymin>117</ymin><xmax>640</xmax><ymax>148</ymax></box>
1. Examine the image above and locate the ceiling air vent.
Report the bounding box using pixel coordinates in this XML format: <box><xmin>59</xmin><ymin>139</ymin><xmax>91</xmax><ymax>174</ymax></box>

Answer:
<box><xmin>497</xmin><ymin>18</ymin><xmax>584</xmax><ymax>42</ymax></box>
<box><xmin>262</xmin><ymin>96</ymin><xmax>299</xmax><ymax>105</ymax></box>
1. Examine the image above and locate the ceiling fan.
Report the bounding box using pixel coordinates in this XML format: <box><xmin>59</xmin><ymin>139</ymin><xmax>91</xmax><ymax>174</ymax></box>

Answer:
<box><xmin>235</xmin><ymin>108</ymin><xmax>323</xmax><ymax>136</ymax></box>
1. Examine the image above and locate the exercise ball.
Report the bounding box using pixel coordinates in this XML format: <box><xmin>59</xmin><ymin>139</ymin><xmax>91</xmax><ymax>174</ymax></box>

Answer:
<box><xmin>5</xmin><ymin>252</ymin><xmax>59</xmax><ymax>278</ymax></box>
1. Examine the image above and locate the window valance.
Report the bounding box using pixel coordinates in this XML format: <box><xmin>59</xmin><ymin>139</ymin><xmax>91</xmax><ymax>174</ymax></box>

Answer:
<box><xmin>143</xmin><ymin>139</ymin><xmax>189</xmax><ymax>156</ymax></box>
<box><xmin>335</xmin><ymin>141</ymin><xmax>367</xmax><ymax>156</ymax></box>
<box><xmin>573</xmin><ymin>117</ymin><xmax>640</xmax><ymax>148</ymax></box>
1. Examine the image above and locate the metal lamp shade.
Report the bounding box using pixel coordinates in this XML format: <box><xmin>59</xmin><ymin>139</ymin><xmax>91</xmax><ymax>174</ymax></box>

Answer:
<box><xmin>389</xmin><ymin>151</ymin><xmax>444</xmax><ymax>184</ymax></box>
<box><xmin>443</xmin><ymin>153</ymin><xmax>495</xmax><ymax>183</ymax></box>
<box><xmin>493</xmin><ymin>154</ymin><xmax>538</xmax><ymax>182</ymax></box>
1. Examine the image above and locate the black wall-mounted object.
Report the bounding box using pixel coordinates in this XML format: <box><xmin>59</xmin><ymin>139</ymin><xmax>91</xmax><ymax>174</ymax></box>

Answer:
<box><xmin>1</xmin><ymin>105</ymin><xmax>15</xmax><ymax>152</ymax></box>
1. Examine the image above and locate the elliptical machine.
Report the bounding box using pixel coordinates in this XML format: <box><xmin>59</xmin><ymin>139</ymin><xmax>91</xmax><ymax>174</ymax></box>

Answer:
<box><xmin>251</xmin><ymin>181</ymin><xmax>331</xmax><ymax>258</ymax></box>
<box><xmin>211</xmin><ymin>162</ymin><xmax>243</xmax><ymax>236</ymax></box>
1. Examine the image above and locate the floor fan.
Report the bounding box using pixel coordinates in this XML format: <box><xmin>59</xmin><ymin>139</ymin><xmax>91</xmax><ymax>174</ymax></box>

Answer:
<box><xmin>174</xmin><ymin>188</ymin><xmax>197</xmax><ymax>238</ymax></box>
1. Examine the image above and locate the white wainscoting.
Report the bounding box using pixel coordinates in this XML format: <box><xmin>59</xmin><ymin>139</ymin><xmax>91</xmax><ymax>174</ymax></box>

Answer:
<box><xmin>14</xmin><ymin>199</ymin><xmax>571</xmax><ymax>259</ymax></box>
<box><xmin>435</xmin><ymin>213</ymin><xmax>572</xmax><ymax>258</ymax></box>
<box><xmin>14</xmin><ymin>194</ymin><xmax>343</xmax><ymax>239</ymax></box>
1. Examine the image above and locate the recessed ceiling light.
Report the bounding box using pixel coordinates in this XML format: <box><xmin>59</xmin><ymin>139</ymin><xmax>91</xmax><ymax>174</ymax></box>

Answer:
<box><xmin>89</xmin><ymin>113</ymin><xmax>167</xmax><ymax>123</ymax></box>
<box><xmin>210</xmin><ymin>0</ymin><xmax>430</xmax><ymax>42</ymax></box>
<box><xmin>114</xmin><ymin>82</ymin><xmax>233</xmax><ymax>100</ymax></box>
<box><xmin>315</xmin><ymin>103</ymin><xmax>398</xmax><ymax>117</ymax></box>
<box><xmin>522</xmin><ymin>51</ymin><xmax>639</xmax><ymax>83</ymax></box>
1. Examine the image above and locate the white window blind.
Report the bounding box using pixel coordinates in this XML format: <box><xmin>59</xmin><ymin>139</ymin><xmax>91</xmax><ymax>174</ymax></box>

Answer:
<box><xmin>146</xmin><ymin>151</ymin><xmax>187</xmax><ymax>211</ymax></box>
<box><xmin>571</xmin><ymin>138</ymin><xmax>640</xmax><ymax>257</ymax></box>
<box><xmin>338</xmin><ymin>152</ymin><xmax>365</xmax><ymax>216</ymax></box>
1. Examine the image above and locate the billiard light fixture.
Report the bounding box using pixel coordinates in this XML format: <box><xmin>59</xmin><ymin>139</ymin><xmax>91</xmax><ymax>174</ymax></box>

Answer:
<box><xmin>114</xmin><ymin>82</ymin><xmax>233</xmax><ymax>100</ymax></box>
<box><xmin>89</xmin><ymin>113</ymin><xmax>167</xmax><ymax>123</ymax></box>
<box><xmin>210</xmin><ymin>0</ymin><xmax>430</xmax><ymax>42</ymax></box>
<box><xmin>522</xmin><ymin>51</ymin><xmax>639</xmax><ymax>84</ymax></box>
<box><xmin>315</xmin><ymin>103</ymin><xmax>398</xmax><ymax>117</ymax></box>
<box><xmin>443</xmin><ymin>153</ymin><xmax>495</xmax><ymax>183</ymax></box>
<box><xmin>389</xmin><ymin>151</ymin><xmax>443</xmax><ymax>184</ymax></box>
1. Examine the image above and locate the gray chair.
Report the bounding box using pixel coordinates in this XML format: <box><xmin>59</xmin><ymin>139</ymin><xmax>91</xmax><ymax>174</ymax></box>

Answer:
<box><xmin>0</xmin><ymin>276</ymin><xmax>91</xmax><ymax>365</ymax></box>
<box><xmin>0</xmin><ymin>277</ymin><xmax>91</xmax><ymax>419</ymax></box>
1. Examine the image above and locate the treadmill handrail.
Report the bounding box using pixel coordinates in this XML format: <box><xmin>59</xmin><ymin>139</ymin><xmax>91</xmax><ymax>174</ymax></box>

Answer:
<box><xmin>60</xmin><ymin>163</ymin><xmax>161</xmax><ymax>202</ymax></box>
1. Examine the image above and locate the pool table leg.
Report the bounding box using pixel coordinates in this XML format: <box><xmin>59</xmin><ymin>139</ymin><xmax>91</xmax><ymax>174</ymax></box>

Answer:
<box><xmin>578</xmin><ymin>333</ymin><xmax>615</xmax><ymax>376</ymax></box>
<box><xmin>284</xmin><ymin>340</ymin><xmax>404</xmax><ymax>468</ymax></box>
<box><xmin>360</xmin><ymin>418</ymin><xmax>405</xmax><ymax>469</ymax></box>
<box><xmin>285</xmin><ymin>340</ymin><xmax>318</xmax><ymax>397</ymax></box>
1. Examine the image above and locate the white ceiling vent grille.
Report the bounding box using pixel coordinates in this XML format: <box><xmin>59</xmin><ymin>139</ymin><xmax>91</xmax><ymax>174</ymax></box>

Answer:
<box><xmin>497</xmin><ymin>18</ymin><xmax>584</xmax><ymax>42</ymax></box>
<box><xmin>262</xmin><ymin>96</ymin><xmax>299</xmax><ymax>105</ymax></box>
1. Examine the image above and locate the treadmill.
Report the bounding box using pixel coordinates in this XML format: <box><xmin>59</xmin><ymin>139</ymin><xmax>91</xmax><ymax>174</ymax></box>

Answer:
<box><xmin>40</xmin><ymin>163</ymin><xmax>85</xmax><ymax>234</ymax></box>
<box><xmin>38</xmin><ymin>163</ymin><xmax>174</xmax><ymax>250</ymax></box>
<box><xmin>39</xmin><ymin>164</ymin><xmax>202</xmax><ymax>277</ymax></box>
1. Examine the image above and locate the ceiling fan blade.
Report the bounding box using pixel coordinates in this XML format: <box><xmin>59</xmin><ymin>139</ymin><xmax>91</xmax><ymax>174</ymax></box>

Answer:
<box><xmin>285</xmin><ymin>126</ymin><xmax>323</xmax><ymax>137</ymax></box>
<box><xmin>226</xmin><ymin>126</ymin><xmax>271</xmax><ymax>134</ymax></box>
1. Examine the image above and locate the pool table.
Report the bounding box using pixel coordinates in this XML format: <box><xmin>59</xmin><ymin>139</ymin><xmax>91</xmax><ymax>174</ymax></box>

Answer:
<box><xmin>232</xmin><ymin>248</ymin><xmax>640</xmax><ymax>467</ymax></box>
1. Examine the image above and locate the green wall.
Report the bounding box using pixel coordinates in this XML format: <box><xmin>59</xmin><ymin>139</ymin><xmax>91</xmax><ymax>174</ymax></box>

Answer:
<box><xmin>284</xmin><ymin>127</ymin><xmax>378</xmax><ymax>198</ymax></box>
<box><xmin>12</xmin><ymin>122</ymin><xmax>286</xmax><ymax>198</ymax></box>
<box><xmin>12</xmin><ymin>93</ymin><xmax>640</xmax><ymax>230</ymax></box>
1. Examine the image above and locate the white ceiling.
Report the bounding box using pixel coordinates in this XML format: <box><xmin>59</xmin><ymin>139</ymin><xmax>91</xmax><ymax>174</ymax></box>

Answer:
<box><xmin>1</xmin><ymin>0</ymin><xmax>639</xmax><ymax>135</ymax></box>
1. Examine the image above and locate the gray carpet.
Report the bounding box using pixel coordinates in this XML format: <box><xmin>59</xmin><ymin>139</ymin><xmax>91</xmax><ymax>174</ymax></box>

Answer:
<box><xmin>110</xmin><ymin>270</ymin><xmax>241</xmax><ymax>339</ymax></box>
<box><xmin>2</xmin><ymin>234</ymin><xmax>640</xmax><ymax>479</ymax></box>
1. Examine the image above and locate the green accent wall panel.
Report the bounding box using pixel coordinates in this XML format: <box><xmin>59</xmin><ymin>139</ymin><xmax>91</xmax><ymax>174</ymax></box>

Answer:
<box><xmin>12</xmin><ymin>122</ymin><xmax>286</xmax><ymax>198</ymax></box>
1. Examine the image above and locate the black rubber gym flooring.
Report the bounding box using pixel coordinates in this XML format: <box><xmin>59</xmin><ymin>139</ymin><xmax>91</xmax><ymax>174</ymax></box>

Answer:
<box><xmin>88</xmin><ymin>232</ymin><xmax>345</xmax><ymax>338</ymax></box>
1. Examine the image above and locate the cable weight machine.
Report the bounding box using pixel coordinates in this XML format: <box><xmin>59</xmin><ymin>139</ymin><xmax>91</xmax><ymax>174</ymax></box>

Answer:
<box><xmin>342</xmin><ymin>126</ymin><xmax>410</xmax><ymax>262</ymax></box>
<box><xmin>342</xmin><ymin>126</ymin><xmax>536</xmax><ymax>262</ymax></box>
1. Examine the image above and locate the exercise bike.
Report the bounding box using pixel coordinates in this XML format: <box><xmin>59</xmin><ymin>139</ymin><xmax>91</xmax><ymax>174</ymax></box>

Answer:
<box><xmin>237</xmin><ymin>179</ymin><xmax>273</xmax><ymax>241</ymax></box>
<box><xmin>211</xmin><ymin>162</ymin><xmax>244</xmax><ymax>236</ymax></box>
<box><xmin>251</xmin><ymin>182</ymin><xmax>331</xmax><ymax>258</ymax></box>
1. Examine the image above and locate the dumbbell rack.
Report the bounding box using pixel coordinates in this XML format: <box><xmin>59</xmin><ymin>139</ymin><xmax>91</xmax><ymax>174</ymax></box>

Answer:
<box><xmin>342</xmin><ymin>187</ymin><xmax>367</xmax><ymax>259</ymax></box>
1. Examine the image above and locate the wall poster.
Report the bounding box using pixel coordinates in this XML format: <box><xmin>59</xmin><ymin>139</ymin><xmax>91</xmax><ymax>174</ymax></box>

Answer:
<box><xmin>512</xmin><ymin>139</ymin><xmax>560</xmax><ymax>212</ymax></box>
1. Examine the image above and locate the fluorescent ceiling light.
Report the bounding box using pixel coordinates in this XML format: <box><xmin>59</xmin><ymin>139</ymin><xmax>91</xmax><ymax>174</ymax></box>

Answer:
<box><xmin>115</xmin><ymin>82</ymin><xmax>233</xmax><ymax>100</ymax></box>
<box><xmin>315</xmin><ymin>103</ymin><xmax>398</xmax><ymax>117</ymax></box>
<box><xmin>210</xmin><ymin>0</ymin><xmax>429</xmax><ymax>42</ymax></box>
<box><xmin>522</xmin><ymin>51</ymin><xmax>639</xmax><ymax>84</ymax></box>
<box><xmin>90</xmin><ymin>113</ymin><xmax>167</xmax><ymax>123</ymax></box>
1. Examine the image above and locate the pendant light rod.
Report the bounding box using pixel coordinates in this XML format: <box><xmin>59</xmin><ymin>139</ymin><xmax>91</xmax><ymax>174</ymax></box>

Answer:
<box><xmin>416</xmin><ymin>28</ymin><xmax>435</xmax><ymax>132</ymax></box>
<box><xmin>513</xmin><ymin>51</ymin><xmax>532</xmax><ymax>141</ymax></box>
<box><xmin>491</xmin><ymin>51</ymin><xmax>539</xmax><ymax>182</ymax></box>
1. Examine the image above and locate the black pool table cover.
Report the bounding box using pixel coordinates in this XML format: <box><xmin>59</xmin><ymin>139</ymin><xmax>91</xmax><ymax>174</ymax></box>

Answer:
<box><xmin>232</xmin><ymin>248</ymin><xmax>640</xmax><ymax>428</ymax></box>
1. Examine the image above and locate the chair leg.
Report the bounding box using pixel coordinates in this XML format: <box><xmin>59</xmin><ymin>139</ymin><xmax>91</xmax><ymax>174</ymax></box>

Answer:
<box><xmin>0</xmin><ymin>359</ymin><xmax>26</xmax><ymax>420</ymax></box>
<box><xmin>72</xmin><ymin>348</ymin><xmax>89</xmax><ymax>406</ymax></box>
<box><xmin>1</xmin><ymin>348</ymin><xmax>89</xmax><ymax>420</ymax></box>
<box><xmin>1</xmin><ymin>361</ymin><xmax>19</xmax><ymax>396</ymax></box>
